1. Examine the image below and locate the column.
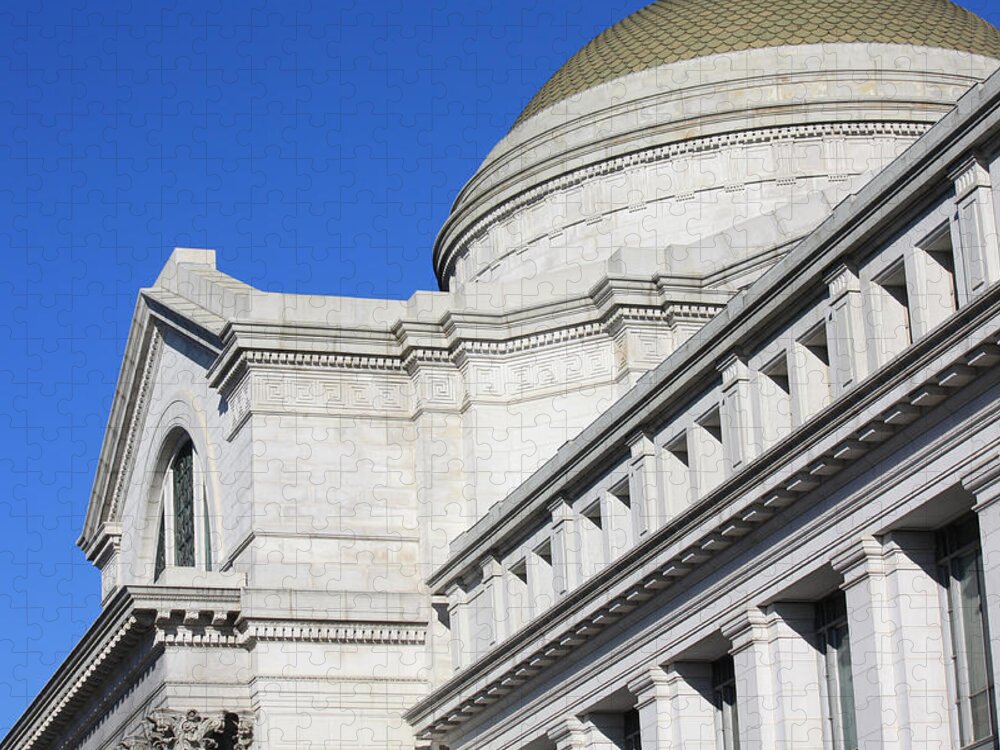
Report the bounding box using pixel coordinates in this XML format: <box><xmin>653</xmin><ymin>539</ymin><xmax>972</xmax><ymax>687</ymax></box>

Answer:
<box><xmin>833</xmin><ymin>539</ymin><xmax>898</xmax><ymax>750</ymax></box>
<box><xmin>480</xmin><ymin>554</ymin><xmax>506</xmax><ymax>646</ymax></box>
<box><xmin>724</xmin><ymin>605</ymin><xmax>825</xmax><ymax>750</ymax></box>
<box><xmin>549</xmin><ymin>717</ymin><xmax>588</xmax><ymax>750</ymax></box>
<box><xmin>629</xmin><ymin>663</ymin><xmax>716</xmax><ymax>750</ymax></box>
<box><xmin>628</xmin><ymin>431</ymin><xmax>662</xmax><ymax>536</ymax></box>
<box><xmin>445</xmin><ymin>582</ymin><xmax>468</xmax><ymax>671</ymax></box>
<box><xmin>723</xmin><ymin>608</ymin><xmax>778</xmax><ymax>750</ymax></box>
<box><xmin>964</xmin><ymin>455</ymin><xmax>1000</xmax><ymax>736</ymax></box>
<box><xmin>834</xmin><ymin>534</ymin><xmax>955</xmax><ymax>750</ymax></box>
<box><xmin>629</xmin><ymin>667</ymin><xmax>673</xmax><ymax>750</ymax></box>
<box><xmin>665</xmin><ymin>663</ymin><xmax>716</xmax><ymax>750</ymax></box>
<box><xmin>719</xmin><ymin>354</ymin><xmax>757</xmax><ymax>474</ymax></box>
<box><xmin>882</xmin><ymin>532</ymin><xmax>953</xmax><ymax>750</ymax></box>
<box><xmin>825</xmin><ymin>264</ymin><xmax>868</xmax><ymax>395</ymax></box>
<box><xmin>549</xmin><ymin>496</ymin><xmax>583</xmax><ymax>595</ymax></box>
<box><xmin>581</xmin><ymin>714</ymin><xmax>623</xmax><ymax>750</ymax></box>
<box><xmin>950</xmin><ymin>157</ymin><xmax>1000</xmax><ymax>304</ymax></box>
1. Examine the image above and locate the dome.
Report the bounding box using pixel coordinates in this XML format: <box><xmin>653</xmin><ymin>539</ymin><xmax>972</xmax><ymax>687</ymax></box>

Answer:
<box><xmin>516</xmin><ymin>0</ymin><xmax>1000</xmax><ymax>126</ymax></box>
<box><xmin>433</xmin><ymin>0</ymin><xmax>1000</xmax><ymax>293</ymax></box>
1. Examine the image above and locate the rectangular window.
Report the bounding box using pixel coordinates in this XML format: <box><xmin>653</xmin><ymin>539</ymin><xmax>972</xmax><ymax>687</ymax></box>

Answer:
<box><xmin>507</xmin><ymin>559</ymin><xmax>530</xmax><ymax>632</ymax></box>
<box><xmin>663</xmin><ymin>433</ymin><xmax>693</xmax><ymax>513</ymax></box>
<box><xmin>172</xmin><ymin>442</ymin><xmax>196</xmax><ymax>568</ymax></box>
<box><xmin>871</xmin><ymin>261</ymin><xmax>912</xmax><ymax>362</ymax></box>
<box><xmin>817</xmin><ymin>592</ymin><xmax>858</xmax><ymax>750</ymax></box>
<box><xmin>713</xmin><ymin>655</ymin><xmax>741</xmax><ymax>750</ymax></box>
<box><xmin>793</xmin><ymin>324</ymin><xmax>832</xmax><ymax>423</ymax></box>
<box><xmin>580</xmin><ymin>499</ymin><xmax>605</xmax><ymax>577</ymax></box>
<box><xmin>623</xmin><ymin>708</ymin><xmax>642</xmax><ymax>750</ymax></box>
<box><xmin>759</xmin><ymin>351</ymin><xmax>792</xmax><ymax>447</ymax></box>
<box><xmin>693</xmin><ymin>406</ymin><xmax>726</xmax><ymax>496</ymax></box>
<box><xmin>606</xmin><ymin>479</ymin><xmax>635</xmax><ymax>559</ymax></box>
<box><xmin>939</xmin><ymin>516</ymin><xmax>996</xmax><ymax>747</ymax></box>
<box><xmin>919</xmin><ymin>224</ymin><xmax>959</xmax><ymax>321</ymax></box>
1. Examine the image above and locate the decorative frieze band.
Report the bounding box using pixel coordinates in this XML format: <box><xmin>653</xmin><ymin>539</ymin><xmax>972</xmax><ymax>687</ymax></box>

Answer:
<box><xmin>243</xmin><ymin>622</ymin><xmax>427</xmax><ymax>645</ymax></box>
<box><xmin>445</xmin><ymin>121</ymin><xmax>928</xmax><ymax>280</ymax></box>
<box><xmin>118</xmin><ymin>709</ymin><xmax>252</xmax><ymax>750</ymax></box>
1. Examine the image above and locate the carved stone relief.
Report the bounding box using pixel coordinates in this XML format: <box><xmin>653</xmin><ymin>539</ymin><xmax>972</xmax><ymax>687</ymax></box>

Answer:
<box><xmin>118</xmin><ymin>710</ymin><xmax>252</xmax><ymax>750</ymax></box>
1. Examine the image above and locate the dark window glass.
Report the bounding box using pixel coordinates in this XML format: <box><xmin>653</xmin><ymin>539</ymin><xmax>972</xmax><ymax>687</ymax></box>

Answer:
<box><xmin>203</xmin><ymin>492</ymin><xmax>212</xmax><ymax>572</ymax></box>
<box><xmin>939</xmin><ymin>516</ymin><xmax>995</xmax><ymax>746</ymax></box>
<box><xmin>154</xmin><ymin>507</ymin><xmax>166</xmax><ymax>580</ymax></box>
<box><xmin>623</xmin><ymin>709</ymin><xmax>641</xmax><ymax>750</ymax></box>
<box><xmin>817</xmin><ymin>592</ymin><xmax>857</xmax><ymax>750</ymax></box>
<box><xmin>172</xmin><ymin>441</ymin><xmax>195</xmax><ymax>567</ymax></box>
<box><xmin>713</xmin><ymin>655</ymin><xmax>740</xmax><ymax>750</ymax></box>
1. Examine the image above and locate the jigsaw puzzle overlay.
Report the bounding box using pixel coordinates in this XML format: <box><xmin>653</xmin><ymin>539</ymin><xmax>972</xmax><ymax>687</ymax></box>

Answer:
<box><xmin>4</xmin><ymin>1</ymin><xmax>1000</xmax><ymax>749</ymax></box>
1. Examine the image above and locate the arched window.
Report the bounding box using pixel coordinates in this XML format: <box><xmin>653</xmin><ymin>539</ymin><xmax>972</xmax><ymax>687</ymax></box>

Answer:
<box><xmin>154</xmin><ymin>437</ymin><xmax>212</xmax><ymax>580</ymax></box>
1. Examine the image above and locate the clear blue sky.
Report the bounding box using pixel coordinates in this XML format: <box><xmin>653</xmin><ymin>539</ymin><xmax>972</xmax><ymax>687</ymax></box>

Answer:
<box><xmin>2</xmin><ymin>0</ymin><xmax>1000</xmax><ymax>735</ymax></box>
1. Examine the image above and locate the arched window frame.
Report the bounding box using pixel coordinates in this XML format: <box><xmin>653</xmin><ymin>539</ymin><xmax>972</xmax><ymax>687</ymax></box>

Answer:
<box><xmin>153</xmin><ymin>434</ymin><xmax>213</xmax><ymax>581</ymax></box>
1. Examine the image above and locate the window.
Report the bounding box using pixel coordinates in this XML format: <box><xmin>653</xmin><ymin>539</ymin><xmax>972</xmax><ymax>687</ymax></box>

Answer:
<box><xmin>153</xmin><ymin>437</ymin><xmax>212</xmax><ymax>580</ymax></box>
<box><xmin>606</xmin><ymin>479</ymin><xmax>635</xmax><ymax>559</ymax></box>
<box><xmin>713</xmin><ymin>655</ymin><xmax>740</xmax><ymax>750</ymax></box>
<box><xmin>817</xmin><ymin>592</ymin><xmax>857</xmax><ymax>750</ymax></box>
<box><xmin>663</xmin><ymin>433</ymin><xmax>693</xmax><ymax>513</ymax></box>
<box><xmin>759</xmin><ymin>352</ymin><xmax>792</xmax><ymax>448</ymax></box>
<box><xmin>793</xmin><ymin>324</ymin><xmax>832</xmax><ymax>423</ymax></box>
<box><xmin>871</xmin><ymin>261</ymin><xmax>912</xmax><ymax>362</ymax></box>
<box><xmin>938</xmin><ymin>517</ymin><xmax>995</xmax><ymax>747</ymax></box>
<box><xmin>918</xmin><ymin>224</ymin><xmax>959</xmax><ymax>323</ymax></box>
<box><xmin>622</xmin><ymin>709</ymin><xmax>642</xmax><ymax>750</ymax></box>
<box><xmin>506</xmin><ymin>558</ymin><xmax>530</xmax><ymax>632</ymax></box>
<box><xmin>693</xmin><ymin>406</ymin><xmax>725</xmax><ymax>495</ymax></box>
<box><xmin>580</xmin><ymin>499</ymin><xmax>605</xmax><ymax>577</ymax></box>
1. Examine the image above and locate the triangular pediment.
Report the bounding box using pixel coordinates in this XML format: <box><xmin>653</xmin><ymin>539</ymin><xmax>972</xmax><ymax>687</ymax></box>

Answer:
<box><xmin>78</xmin><ymin>250</ymin><xmax>231</xmax><ymax>560</ymax></box>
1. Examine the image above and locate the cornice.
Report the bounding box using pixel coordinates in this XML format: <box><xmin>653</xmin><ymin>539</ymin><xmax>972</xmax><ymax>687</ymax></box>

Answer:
<box><xmin>423</xmin><ymin>69</ymin><xmax>1000</xmax><ymax>595</ymax></box>
<box><xmin>80</xmin><ymin>301</ymin><xmax>163</xmax><ymax>555</ymax></box>
<box><xmin>435</xmin><ymin>121</ymin><xmax>929</xmax><ymax>287</ymax></box>
<box><xmin>408</xmin><ymin>290</ymin><xmax>1000</xmax><ymax>740</ymax></box>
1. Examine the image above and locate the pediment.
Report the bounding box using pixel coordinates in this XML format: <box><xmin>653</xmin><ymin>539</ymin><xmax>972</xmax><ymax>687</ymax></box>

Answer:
<box><xmin>78</xmin><ymin>290</ymin><xmax>226</xmax><ymax>561</ymax></box>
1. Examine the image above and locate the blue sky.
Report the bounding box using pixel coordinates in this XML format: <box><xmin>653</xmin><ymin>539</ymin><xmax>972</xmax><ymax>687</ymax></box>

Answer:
<box><xmin>2</xmin><ymin>0</ymin><xmax>1000</xmax><ymax>735</ymax></box>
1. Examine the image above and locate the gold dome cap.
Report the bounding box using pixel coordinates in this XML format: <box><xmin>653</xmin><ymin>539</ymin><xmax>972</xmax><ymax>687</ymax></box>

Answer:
<box><xmin>515</xmin><ymin>0</ymin><xmax>1000</xmax><ymax>125</ymax></box>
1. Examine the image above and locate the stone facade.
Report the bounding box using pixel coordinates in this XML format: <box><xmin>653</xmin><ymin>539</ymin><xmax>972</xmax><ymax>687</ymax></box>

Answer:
<box><xmin>6</xmin><ymin>4</ymin><xmax>1000</xmax><ymax>750</ymax></box>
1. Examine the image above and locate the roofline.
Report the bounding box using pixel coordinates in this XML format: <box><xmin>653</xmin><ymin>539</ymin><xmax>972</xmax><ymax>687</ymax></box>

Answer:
<box><xmin>426</xmin><ymin>69</ymin><xmax>1000</xmax><ymax>591</ymax></box>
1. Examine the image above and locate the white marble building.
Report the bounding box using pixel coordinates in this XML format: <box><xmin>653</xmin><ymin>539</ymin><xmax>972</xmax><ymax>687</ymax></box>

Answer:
<box><xmin>7</xmin><ymin>1</ymin><xmax>1000</xmax><ymax>749</ymax></box>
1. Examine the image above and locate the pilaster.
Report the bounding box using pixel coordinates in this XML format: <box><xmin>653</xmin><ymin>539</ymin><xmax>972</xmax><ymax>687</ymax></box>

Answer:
<box><xmin>549</xmin><ymin>496</ymin><xmax>582</xmax><ymax>595</ymax></box>
<box><xmin>628</xmin><ymin>432</ymin><xmax>661</xmax><ymax>536</ymax></box>
<box><xmin>719</xmin><ymin>354</ymin><xmax>756</xmax><ymax>473</ymax></box>
<box><xmin>825</xmin><ymin>264</ymin><xmax>868</xmax><ymax>395</ymax></box>
<box><xmin>950</xmin><ymin>157</ymin><xmax>1000</xmax><ymax>303</ymax></box>
<box><xmin>548</xmin><ymin>717</ymin><xmax>588</xmax><ymax>750</ymax></box>
<box><xmin>963</xmin><ymin>453</ymin><xmax>1000</xmax><ymax>737</ymax></box>
<box><xmin>628</xmin><ymin>666</ymin><xmax>673</xmax><ymax>750</ymax></box>
<box><xmin>724</xmin><ymin>604</ymin><xmax>824</xmax><ymax>750</ymax></box>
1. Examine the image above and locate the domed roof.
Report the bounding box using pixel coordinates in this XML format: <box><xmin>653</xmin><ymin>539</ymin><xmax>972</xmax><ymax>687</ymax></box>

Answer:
<box><xmin>515</xmin><ymin>0</ymin><xmax>1000</xmax><ymax>125</ymax></box>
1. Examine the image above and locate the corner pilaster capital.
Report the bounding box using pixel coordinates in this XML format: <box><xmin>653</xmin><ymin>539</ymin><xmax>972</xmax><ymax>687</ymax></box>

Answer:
<box><xmin>718</xmin><ymin>352</ymin><xmax>749</xmax><ymax>389</ymax></box>
<box><xmin>824</xmin><ymin>263</ymin><xmax>861</xmax><ymax>302</ymax></box>
<box><xmin>627</xmin><ymin>665</ymin><xmax>670</xmax><ymax>702</ymax></box>
<box><xmin>949</xmin><ymin>155</ymin><xmax>992</xmax><ymax>202</ymax></box>
<box><xmin>445</xmin><ymin>582</ymin><xmax>467</xmax><ymax>609</ymax></box>
<box><xmin>831</xmin><ymin>536</ymin><xmax>885</xmax><ymax>587</ymax></box>
<box><xmin>547</xmin><ymin>716</ymin><xmax>587</xmax><ymax>750</ymax></box>
<box><xmin>479</xmin><ymin>554</ymin><xmax>504</xmax><ymax>581</ymax></box>
<box><xmin>962</xmin><ymin>452</ymin><xmax>1000</xmax><ymax>512</ymax></box>
<box><xmin>548</xmin><ymin>496</ymin><xmax>576</xmax><ymax>525</ymax></box>
<box><xmin>721</xmin><ymin>606</ymin><xmax>769</xmax><ymax>652</ymax></box>
<box><xmin>627</xmin><ymin>431</ymin><xmax>656</xmax><ymax>459</ymax></box>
